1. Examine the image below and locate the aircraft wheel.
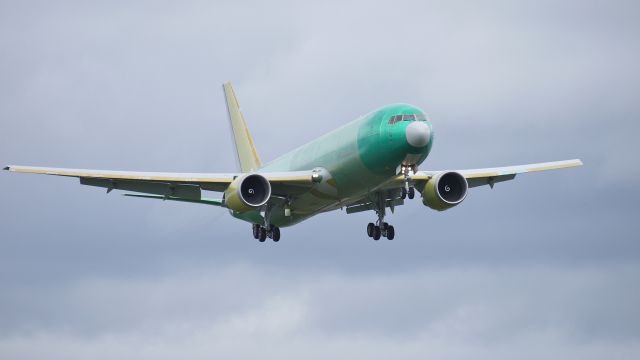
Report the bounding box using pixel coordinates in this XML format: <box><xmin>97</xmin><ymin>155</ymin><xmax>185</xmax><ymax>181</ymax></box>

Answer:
<box><xmin>272</xmin><ymin>227</ymin><xmax>281</xmax><ymax>242</ymax></box>
<box><xmin>386</xmin><ymin>225</ymin><xmax>395</xmax><ymax>240</ymax></box>
<box><xmin>381</xmin><ymin>222</ymin><xmax>389</xmax><ymax>231</ymax></box>
<box><xmin>372</xmin><ymin>226</ymin><xmax>381</xmax><ymax>240</ymax></box>
<box><xmin>408</xmin><ymin>187</ymin><xmax>415</xmax><ymax>199</ymax></box>
<box><xmin>258</xmin><ymin>227</ymin><xmax>267</xmax><ymax>242</ymax></box>
<box><xmin>401</xmin><ymin>187</ymin><xmax>407</xmax><ymax>200</ymax></box>
<box><xmin>367</xmin><ymin>222</ymin><xmax>375</xmax><ymax>237</ymax></box>
<box><xmin>252</xmin><ymin>224</ymin><xmax>260</xmax><ymax>239</ymax></box>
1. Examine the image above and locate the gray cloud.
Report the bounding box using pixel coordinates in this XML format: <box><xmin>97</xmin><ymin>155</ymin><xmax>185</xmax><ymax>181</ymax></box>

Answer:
<box><xmin>1</xmin><ymin>264</ymin><xmax>639</xmax><ymax>359</ymax></box>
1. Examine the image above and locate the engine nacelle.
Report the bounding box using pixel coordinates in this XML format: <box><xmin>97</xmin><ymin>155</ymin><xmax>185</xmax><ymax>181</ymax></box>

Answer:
<box><xmin>224</xmin><ymin>174</ymin><xmax>271</xmax><ymax>213</ymax></box>
<box><xmin>422</xmin><ymin>171</ymin><xmax>468</xmax><ymax>211</ymax></box>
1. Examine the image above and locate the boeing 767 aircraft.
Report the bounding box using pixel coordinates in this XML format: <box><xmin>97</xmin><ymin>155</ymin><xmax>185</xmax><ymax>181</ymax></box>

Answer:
<box><xmin>5</xmin><ymin>82</ymin><xmax>582</xmax><ymax>242</ymax></box>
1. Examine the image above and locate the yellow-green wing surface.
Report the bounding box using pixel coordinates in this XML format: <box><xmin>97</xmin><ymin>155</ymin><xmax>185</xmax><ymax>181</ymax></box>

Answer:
<box><xmin>413</xmin><ymin>159</ymin><xmax>583</xmax><ymax>188</ymax></box>
<box><xmin>3</xmin><ymin>165</ymin><xmax>317</xmax><ymax>203</ymax></box>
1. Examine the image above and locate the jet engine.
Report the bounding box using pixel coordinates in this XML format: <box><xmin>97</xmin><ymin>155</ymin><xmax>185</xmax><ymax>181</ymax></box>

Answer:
<box><xmin>224</xmin><ymin>174</ymin><xmax>271</xmax><ymax>213</ymax></box>
<box><xmin>422</xmin><ymin>171</ymin><xmax>468</xmax><ymax>211</ymax></box>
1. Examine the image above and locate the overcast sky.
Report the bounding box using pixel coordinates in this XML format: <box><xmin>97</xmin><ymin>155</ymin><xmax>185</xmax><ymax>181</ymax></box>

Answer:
<box><xmin>1</xmin><ymin>1</ymin><xmax>639</xmax><ymax>359</ymax></box>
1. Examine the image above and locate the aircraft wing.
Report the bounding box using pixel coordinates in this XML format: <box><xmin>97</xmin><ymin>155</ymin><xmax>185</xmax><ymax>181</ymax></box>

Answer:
<box><xmin>378</xmin><ymin>159</ymin><xmax>582</xmax><ymax>192</ymax></box>
<box><xmin>412</xmin><ymin>159</ymin><xmax>583</xmax><ymax>188</ymax></box>
<box><xmin>3</xmin><ymin>165</ymin><xmax>316</xmax><ymax>202</ymax></box>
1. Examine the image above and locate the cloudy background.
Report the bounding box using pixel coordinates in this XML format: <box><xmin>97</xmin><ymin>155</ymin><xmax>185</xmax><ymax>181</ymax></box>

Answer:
<box><xmin>1</xmin><ymin>0</ymin><xmax>639</xmax><ymax>358</ymax></box>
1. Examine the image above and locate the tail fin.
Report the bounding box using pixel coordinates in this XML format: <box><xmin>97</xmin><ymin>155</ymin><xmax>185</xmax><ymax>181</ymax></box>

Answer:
<box><xmin>222</xmin><ymin>82</ymin><xmax>262</xmax><ymax>173</ymax></box>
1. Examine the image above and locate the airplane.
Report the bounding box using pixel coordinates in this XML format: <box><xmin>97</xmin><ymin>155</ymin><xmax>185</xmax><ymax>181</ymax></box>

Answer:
<box><xmin>4</xmin><ymin>82</ymin><xmax>582</xmax><ymax>242</ymax></box>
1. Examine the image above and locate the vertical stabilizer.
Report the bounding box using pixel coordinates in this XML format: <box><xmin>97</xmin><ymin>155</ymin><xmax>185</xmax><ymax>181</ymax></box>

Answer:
<box><xmin>222</xmin><ymin>82</ymin><xmax>262</xmax><ymax>173</ymax></box>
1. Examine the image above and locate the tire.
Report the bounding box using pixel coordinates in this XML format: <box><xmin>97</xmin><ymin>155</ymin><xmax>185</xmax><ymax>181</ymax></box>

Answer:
<box><xmin>401</xmin><ymin>187</ymin><xmax>407</xmax><ymax>200</ymax></box>
<box><xmin>272</xmin><ymin>227</ymin><xmax>280</xmax><ymax>242</ymax></box>
<box><xmin>372</xmin><ymin>226</ymin><xmax>381</xmax><ymax>240</ymax></box>
<box><xmin>259</xmin><ymin>228</ymin><xmax>266</xmax><ymax>242</ymax></box>
<box><xmin>252</xmin><ymin>224</ymin><xmax>260</xmax><ymax>239</ymax></box>
<box><xmin>381</xmin><ymin>222</ymin><xmax>389</xmax><ymax>230</ymax></box>
<box><xmin>367</xmin><ymin>222</ymin><xmax>375</xmax><ymax>237</ymax></box>
<box><xmin>386</xmin><ymin>225</ymin><xmax>395</xmax><ymax>240</ymax></box>
<box><xmin>408</xmin><ymin>187</ymin><xmax>415</xmax><ymax>199</ymax></box>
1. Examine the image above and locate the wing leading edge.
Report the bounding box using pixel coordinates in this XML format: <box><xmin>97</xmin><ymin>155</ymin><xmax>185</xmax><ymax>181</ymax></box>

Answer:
<box><xmin>3</xmin><ymin>165</ymin><xmax>317</xmax><ymax>201</ymax></box>
<box><xmin>381</xmin><ymin>159</ymin><xmax>583</xmax><ymax>190</ymax></box>
<box><xmin>422</xmin><ymin>158</ymin><xmax>583</xmax><ymax>188</ymax></box>
<box><xmin>350</xmin><ymin>159</ymin><xmax>582</xmax><ymax>214</ymax></box>
<box><xmin>5</xmin><ymin>159</ymin><xmax>582</xmax><ymax>208</ymax></box>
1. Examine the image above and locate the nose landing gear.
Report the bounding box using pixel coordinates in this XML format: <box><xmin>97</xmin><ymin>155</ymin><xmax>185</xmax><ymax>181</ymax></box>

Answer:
<box><xmin>401</xmin><ymin>186</ymin><xmax>415</xmax><ymax>200</ymax></box>
<box><xmin>400</xmin><ymin>165</ymin><xmax>417</xmax><ymax>200</ymax></box>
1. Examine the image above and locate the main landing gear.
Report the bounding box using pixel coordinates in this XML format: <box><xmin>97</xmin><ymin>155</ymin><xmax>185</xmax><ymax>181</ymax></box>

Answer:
<box><xmin>364</xmin><ymin>164</ymin><xmax>418</xmax><ymax>240</ymax></box>
<box><xmin>252</xmin><ymin>204</ymin><xmax>281</xmax><ymax>243</ymax></box>
<box><xmin>252</xmin><ymin>223</ymin><xmax>280</xmax><ymax>242</ymax></box>
<box><xmin>366</xmin><ymin>221</ymin><xmax>395</xmax><ymax>240</ymax></box>
<box><xmin>366</xmin><ymin>192</ymin><xmax>396</xmax><ymax>240</ymax></box>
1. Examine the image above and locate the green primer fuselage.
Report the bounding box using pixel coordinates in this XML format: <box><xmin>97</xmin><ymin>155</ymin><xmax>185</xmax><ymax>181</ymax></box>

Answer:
<box><xmin>231</xmin><ymin>104</ymin><xmax>433</xmax><ymax>227</ymax></box>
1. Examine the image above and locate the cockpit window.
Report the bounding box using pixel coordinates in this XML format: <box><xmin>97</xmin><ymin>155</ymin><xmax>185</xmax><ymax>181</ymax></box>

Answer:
<box><xmin>388</xmin><ymin>113</ymin><xmax>428</xmax><ymax>124</ymax></box>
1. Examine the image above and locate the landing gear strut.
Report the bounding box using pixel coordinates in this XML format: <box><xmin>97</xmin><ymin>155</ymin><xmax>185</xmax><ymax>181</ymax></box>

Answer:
<box><xmin>252</xmin><ymin>223</ymin><xmax>260</xmax><ymax>239</ymax></box>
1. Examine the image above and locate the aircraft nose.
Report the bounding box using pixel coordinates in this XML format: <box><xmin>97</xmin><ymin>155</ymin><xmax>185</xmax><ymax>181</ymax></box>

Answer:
<box><xmin>405</xmin><ymin>121</ymin><xmax>431</xmax><ymax>147</ymax></box>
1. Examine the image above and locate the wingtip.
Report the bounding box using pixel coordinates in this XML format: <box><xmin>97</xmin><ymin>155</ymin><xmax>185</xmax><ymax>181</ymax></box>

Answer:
<box><xmin>573</xmin><ymin>159</ymin><xmax>584</xmax><ymax>166</ymax></box>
